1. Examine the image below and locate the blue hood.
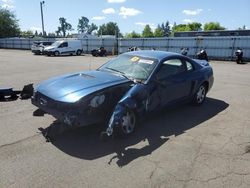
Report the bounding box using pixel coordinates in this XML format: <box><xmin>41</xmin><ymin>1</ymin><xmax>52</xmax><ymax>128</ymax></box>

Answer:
<box><xmin>36</xmin><ymin>70</ymin><xmax>129</xmax><ymax>103</ymax></box>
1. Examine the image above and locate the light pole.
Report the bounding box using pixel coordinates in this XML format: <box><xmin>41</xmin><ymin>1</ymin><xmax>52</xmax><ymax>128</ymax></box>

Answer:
<box><xmin>40</xmin><ymin>1</ymin><xmax>45</xmax><ymax>36</ymax></box>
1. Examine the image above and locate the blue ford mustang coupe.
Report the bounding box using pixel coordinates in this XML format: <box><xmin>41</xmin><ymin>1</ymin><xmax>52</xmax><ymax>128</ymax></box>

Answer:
<box><xmin>32</xmin><ymin>50</ymin><xmax>214</xmax><ymax>137</ymax></box>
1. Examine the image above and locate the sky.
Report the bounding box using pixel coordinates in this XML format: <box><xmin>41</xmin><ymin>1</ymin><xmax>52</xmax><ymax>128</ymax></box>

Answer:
<box><xmin>1</xmin><ymin>0</ymin><xmax>250</xmax><ymax>34</ymax></box>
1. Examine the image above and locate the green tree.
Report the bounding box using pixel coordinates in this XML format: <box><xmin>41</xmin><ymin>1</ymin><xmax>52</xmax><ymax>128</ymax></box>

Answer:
<box><xmin>77</xmin><ymin>16</ymin><xmax>89</xmax><ymax>33</ymax></box>
<box><xmin>0</xmin><ymin>8</ymin><xmax>20</xmax><ymax>37</ymax></box>
<box><xmin>125</xmin><ymin>31</ymin><xmax>141</xmax><ymax>38</ymax></box>
<box><xmin>172</xmin><ymin>24</ymin><xmax>188</xmax><ymax>32</ymax></box>
<box><xmin>21</xmin><ymin>30</ymin><xmax>34</xmax><ymax>37</ymax></box>
<box><xmin>187</xmin><ymin>22</ymin><xmax>202</xmax><ymax>31</ymax></box>
<box><xmin>56</xmin><ymin>17</ymin><xmax>73</xmax><ymax>37</ymax></box>
<box><xmin>77</xmin><ymin>16</ymin><xmax>98</xmax><ymax>34</ymax></box>
<box><xmin>142</xmin><ymin>25</ymin><xmax>154</xmax><ymax>38</ymax></box>
<box><xmin>87</xmin><ymin>23</ymin><xmax>98</xmax><ymax>34</ymax></box>
<box><xmin>97</xmin><ymin>22</ymin><xmax>121</xmax><ymax>37</ymax></box>
<box><xmin>160</xmin><ymin>21</ymin><xmax>171</xmax><ymax>37</ymax></box>
<box><xmin>154</xmin><ymin>27</ymin><xmax>164</xmax><ymax>37</ymax></box>
<box><xmin>172</xmin><ymin>22</ymin><xmax>202</xmax><ymax>33</ymax></box>
<box><xmin>204</xmin><ymin>22</ymin><xmax>225</xmax><ymax>31</ymax></box>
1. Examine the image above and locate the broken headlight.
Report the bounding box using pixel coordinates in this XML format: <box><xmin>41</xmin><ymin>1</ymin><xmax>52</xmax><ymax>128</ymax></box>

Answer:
<box><xmin>89</xmin><ymin>94</ymin><xmax>105</xmax><ymax>108</ymax></box>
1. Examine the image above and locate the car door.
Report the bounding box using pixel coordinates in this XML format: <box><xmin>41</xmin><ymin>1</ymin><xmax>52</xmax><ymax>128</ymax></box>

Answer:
<box><xmin>58</xmin><ymin>42</ymin><xmax>69</xmax><ymax>54</ymax></box>
<box><xmin>154</xmin><ymin>58</ymin><xmax>193</xmax><ymax>106</ymax></box>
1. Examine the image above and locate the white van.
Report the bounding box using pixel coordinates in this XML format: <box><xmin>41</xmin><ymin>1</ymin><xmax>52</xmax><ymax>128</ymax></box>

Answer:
<box><xmin>44</xmin><ymin>40</ymin><xmax>83</xmax><ymax>56</ymax></box>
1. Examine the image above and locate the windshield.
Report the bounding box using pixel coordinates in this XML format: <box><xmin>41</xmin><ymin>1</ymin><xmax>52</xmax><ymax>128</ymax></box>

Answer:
<box><xmin>51</xmin><ymin>41</ymin><xmax>62</xmax><ymax>47</ymax></box>
<box><xmin>99</xmin><ymin>54</ymin><xmax>158</xmax><ymax>82</ymax></box>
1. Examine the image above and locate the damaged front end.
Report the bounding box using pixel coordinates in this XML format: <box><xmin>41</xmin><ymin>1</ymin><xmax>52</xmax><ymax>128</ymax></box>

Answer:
<box><xmin>32</xmin><ymin>80</ymin><xmax>133</xmax><ymax>133</ymax></box>
<box><xmin>32</xmin><ymin>91</ymin><xmax>110</xmax><ymax>128</ymax></box>
<box><xmin>104</xmin><ymin>82</ymin><xmax>159</xmax><ymax>137</ymax></box>
<box><xmin>106</xmin><ymin>105</ymin><xmax>126</xmax><ymax>136</ymax></box>
<box><xmin>105</xmin><ymin>92</ymin><xmax>140</xmax><ymax>137</ymax></box>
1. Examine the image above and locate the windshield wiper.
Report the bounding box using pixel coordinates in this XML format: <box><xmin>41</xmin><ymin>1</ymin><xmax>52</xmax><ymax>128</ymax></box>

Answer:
<box><xmin>105</xmin><ymin>67</ymin><xmax>130</xmax><ymax>80</ymax></box>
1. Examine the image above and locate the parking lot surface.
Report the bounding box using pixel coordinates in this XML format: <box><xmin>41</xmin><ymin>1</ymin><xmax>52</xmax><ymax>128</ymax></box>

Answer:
<box><xmin>0</xmin><ymin>49</ymin><xmax>250</xmax><ymax>188</ymax></box>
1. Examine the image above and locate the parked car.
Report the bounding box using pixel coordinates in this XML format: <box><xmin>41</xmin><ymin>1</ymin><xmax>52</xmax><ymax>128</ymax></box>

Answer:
<box><xmin>44</xmin><ymin>40</ymin><xmax>83</xmax><ymax>56</ymax></box>
<box><xmin>31</xmin><ymin>41</ymin><xmax>53</xmax><ymax>55</ymax></box>
<box><xmin>32</xmin><ymin>50</ymin><xmax>214</xmax><ymax>137</ymax></box>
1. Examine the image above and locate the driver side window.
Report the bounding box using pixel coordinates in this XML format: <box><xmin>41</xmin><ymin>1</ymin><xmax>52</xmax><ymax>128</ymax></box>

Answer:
<box><xmin>59</xmin><ymin>42</ymin><xmax>68</xmax><ymax>48</ymax></box>
<box><xmin>156</xmin><ymin>59</ymin><xmax>185</xmax><ymax>80</ymax></box>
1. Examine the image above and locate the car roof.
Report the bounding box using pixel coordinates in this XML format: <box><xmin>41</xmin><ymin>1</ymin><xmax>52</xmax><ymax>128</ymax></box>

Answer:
<box><xmin>124</xmin><ymin>50</ymin><xmax>183</xmax><ymax>61</ymax></box>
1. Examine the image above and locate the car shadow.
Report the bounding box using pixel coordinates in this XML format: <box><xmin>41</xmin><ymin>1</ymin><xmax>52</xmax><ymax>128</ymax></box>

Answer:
<box><xmin>43</xmin><ymin>97</ymin><xmax>229</xmax><ymax>167</ymax></box>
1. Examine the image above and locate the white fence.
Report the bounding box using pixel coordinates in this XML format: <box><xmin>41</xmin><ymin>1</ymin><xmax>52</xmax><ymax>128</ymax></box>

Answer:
<box><xmin>0</xmin><ymin>36</ymin><xmax>250</xmax><ymax>60</ymax></box>
<box><xmin>119</xmin><ymin>36</ymin><xmax>250</xmax><ymax>60</ymax></box>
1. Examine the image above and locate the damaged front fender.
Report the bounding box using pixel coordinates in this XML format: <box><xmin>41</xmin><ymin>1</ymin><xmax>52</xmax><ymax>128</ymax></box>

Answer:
<box><xmin>106</xmin><ymin>94</ymin><xmax>138</xmax><ymax>136</ymax></box>
<box><xmin>105</xmin><ymin>82</ymin><xmax>157</xmax><ymax>136</ymax></box>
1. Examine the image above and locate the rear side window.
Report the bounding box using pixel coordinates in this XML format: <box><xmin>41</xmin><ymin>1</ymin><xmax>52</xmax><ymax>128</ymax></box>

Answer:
<box><xmin>156</xmin><ymin>59</ymin><xmax>185</xmax><ymax>79</ymax></box>
<box><xmin>186</xmin><ymin>61</ymin><xmax>194</xmax><ymax>71</ymax></box>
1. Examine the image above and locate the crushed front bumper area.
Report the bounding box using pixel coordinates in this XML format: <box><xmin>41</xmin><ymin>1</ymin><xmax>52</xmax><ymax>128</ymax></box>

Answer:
<box><xmin>31</xmin><ymin>92</ymin><xmax>102</xmax><ymax>127</ymax></box>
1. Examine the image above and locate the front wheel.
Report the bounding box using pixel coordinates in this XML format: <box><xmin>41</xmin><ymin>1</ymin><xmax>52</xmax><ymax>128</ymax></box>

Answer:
<box><xmin>119</xmin><ymin>109</ymin><xmax>137</xmax><ymax>136</ymax></box>
<box><xmin>54</xmin><ymin>51</ymin><xmax>60</xmax><ymax>56</ymax></box>
<box><xmin>192</xmin><ymin>84</ymin><xmax>207</xmax><ymax>105</ymax></box>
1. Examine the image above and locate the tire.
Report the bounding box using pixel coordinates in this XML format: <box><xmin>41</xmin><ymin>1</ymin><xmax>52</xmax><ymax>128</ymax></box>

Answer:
<box><xmin>76</xmin><ymin>50</ymin><xmax>82</xmax><ymax>56</ymax></box>
<box><xmin>54</xmin><ymin>51</ymin><xmax>60</xmax><ymax>56</ymax></box>
<box><xmin>192</xmin><ymin>83</ymin><xmax>207</xmax><ymax>105</ymax></box>
<box><xmin>117</xmin><ymin>109</ymin><xmax>137</xmax><ymax>137</ymax></box>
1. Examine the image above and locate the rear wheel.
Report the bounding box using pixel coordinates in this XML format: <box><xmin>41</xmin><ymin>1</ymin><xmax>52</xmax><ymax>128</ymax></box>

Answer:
<box><xmin>192</xmin><ymin>84</ymin><xmax>207</xmax><ymax>105</ymax></box>
<box><xmin>76</xmin><ymin>50</ymin><xmax>82</xmax><ymax>56</ymax></box>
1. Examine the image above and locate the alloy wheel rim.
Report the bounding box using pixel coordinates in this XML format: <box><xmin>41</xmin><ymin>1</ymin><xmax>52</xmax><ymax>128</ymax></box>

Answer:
<box><xmin>122</xmin><ymin>111</ymin><xmax>135</xmax><ymax>134</ymax></box>
<box><xmin>197</xmin><ymin>86</ymin><xmax>206</xmax><ymax>103</ymax></box>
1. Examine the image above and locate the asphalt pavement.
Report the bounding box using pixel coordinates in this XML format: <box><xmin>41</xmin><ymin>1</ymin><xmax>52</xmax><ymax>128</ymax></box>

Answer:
<box><xmin>0</xmin><ymin>49</ymin><xmax>250</xmax><ymax>188</ymax></box>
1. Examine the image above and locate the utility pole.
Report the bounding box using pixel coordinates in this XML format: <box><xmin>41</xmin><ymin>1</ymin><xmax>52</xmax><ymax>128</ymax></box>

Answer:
<box><xmin>40</xmin><ymin>1</ymin><xmax>45</xmax><ymax>36</ymax></box>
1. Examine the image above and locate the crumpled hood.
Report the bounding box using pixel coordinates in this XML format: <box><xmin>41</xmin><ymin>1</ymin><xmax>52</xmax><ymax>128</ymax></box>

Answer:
<box><xmin>36</xmin><ymin>70</ymin><xmax>129</xmax><ymax>102</ymax></box>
